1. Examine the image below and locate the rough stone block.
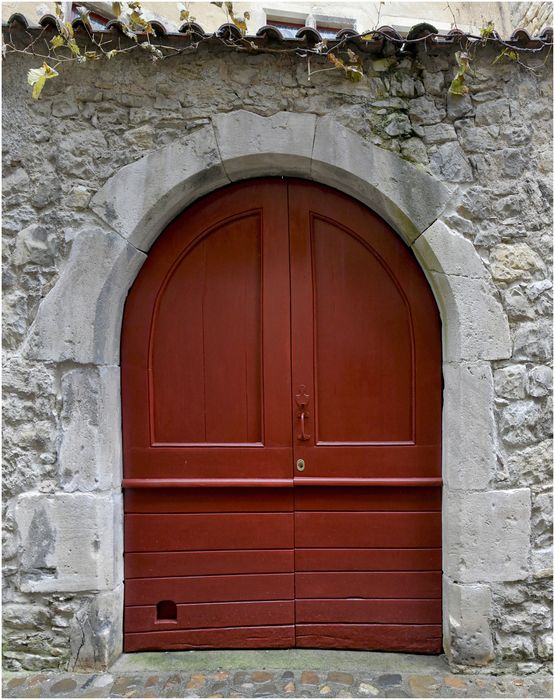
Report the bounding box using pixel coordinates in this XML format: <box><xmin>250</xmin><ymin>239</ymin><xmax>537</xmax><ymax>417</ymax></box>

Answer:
<box><xmin>490</xmin><ymin>243</ymin><xmax>544</xmax><ymax>284</ymax></box>
<box><xmin>444</xmin><ymin>488</ymin><xmax>531</xmax><ymax>583</ymax></box>
<box><xmin>70</xmin><ymin>585</ymin><xmax>123</xmax><ymax>670</ymax></box>
<box><xmin>25</xmin><ymin>228</ymin><xmax>145</xmax><ymax>365</ymax></box>
<box><xmin>90</xmin><ymin>126</ymin><xmax>228</xmax><ymax>251</ymax></box>
<box><xmin>430</xmin><ymin>142</ymin><xmax>474</xmax><ymax>183</ymax></box>
<box><xmin>494</xmin><ymin>365</ymin><xmax>527</xmax><ymax>399</ymax></box>
<box><xmin>513</xmin><ymin>320</ymin><xmax>553</xmax><ymax>362</ymax></box>
<box><xmin>311</xmin><ymin>116</ymin><xmax>450</xmax><ymax>243</ymax></box>
<box><xmin>443</xmin><ymin>362</ymin><xmax>495</xmax><ymax>490</ymax></box>
<box><xmin>213</xmin><ymin>110</ymin><xmax>316</xmax><ymax>181</ymax></box>
<box><xmin>527</xmin><ymin>365</ymin><xmax>552</xmax><ymax>397</ymax></box>
<box><xmin>443</xmin><ymin>578</ymin><xmax>494</xmax><ymax>666</ymax></box>
<box><xmin>15</xmin><ymin>492</ymin><xmax>122</xmax><ymax>593</ymax></box>
<box><xmin>413</xmin><ymin>220</ymin><xmax>487</xmax><ymax>278</ymax></box>
<box><xmin>59</xmin><ymin>367</ymin><xmax>121</xmax><ymax>492</ymax></box>
<box><xmin>430</xmin><ymin>273</ymin><xmax>511</xmax><ymax>361</ymax></box>
<box><xmin>499</xmin><ymin>400</ymin><xmax>544</xmax><ymax>447</ymax></box>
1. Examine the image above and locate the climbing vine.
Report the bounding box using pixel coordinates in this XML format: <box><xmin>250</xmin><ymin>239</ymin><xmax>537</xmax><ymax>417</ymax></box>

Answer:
<box><xmin>1</xmin><ymin>1</ymin><xmax>552</xmax><ymax>100</ymax></box>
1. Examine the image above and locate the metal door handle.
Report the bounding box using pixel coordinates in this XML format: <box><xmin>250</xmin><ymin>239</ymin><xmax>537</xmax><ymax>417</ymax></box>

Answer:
<box><xmin>295</xmin><ymin>385</ymin><xmax>311</xmax><ymax>441</ymax></box>
<box><xmin>298</xmin><ymin>409</ymin><xmax>310</xmax><ymax>441</ymax></box>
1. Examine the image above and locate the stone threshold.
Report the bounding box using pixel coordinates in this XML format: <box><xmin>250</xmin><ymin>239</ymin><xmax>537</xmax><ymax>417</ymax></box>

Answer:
<box><xmin>111</xmin><ymin>650</ymin><xmax>450</xmax><ymax>674</ymax></box>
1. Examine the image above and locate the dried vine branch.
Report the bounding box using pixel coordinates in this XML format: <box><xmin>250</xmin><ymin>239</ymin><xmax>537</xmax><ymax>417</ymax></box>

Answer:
<box><xmin>2</xmin><ymin>1</ymin><xmax>552</xmax><ymax>99</ymax></box>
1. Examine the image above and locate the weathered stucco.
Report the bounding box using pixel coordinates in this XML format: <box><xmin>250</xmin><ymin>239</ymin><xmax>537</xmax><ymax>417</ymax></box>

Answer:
<box><xmin>2</xmin><ymin>39</ymin><xmax>552</xmax><ymax>674</ymax></box>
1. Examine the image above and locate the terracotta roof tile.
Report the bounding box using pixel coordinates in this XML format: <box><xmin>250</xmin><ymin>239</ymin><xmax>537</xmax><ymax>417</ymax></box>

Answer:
<box><xmin>2</xmin><ymin>12</ymin><xmax>553</xmax><ymax>52</ymax></box>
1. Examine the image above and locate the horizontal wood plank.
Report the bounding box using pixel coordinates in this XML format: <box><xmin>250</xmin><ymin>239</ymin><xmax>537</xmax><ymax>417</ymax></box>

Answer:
<box><xmin>296</xmin><ymin>599</ymin><xmax>441</xmax><ymax>624</ymax></box>
<box><xmin>124</xmin><ymin>625</ymin><xmax>296</xmax><ymax>652</ymax></box>
<box><xmin>126</xmin><ymin>573</ymin><xmax>295</xmax><ymax>606</ymax></box>
<box><xmin>125</xmin><ymin>488</ymin><xmax>293</xmax><ymax>513</ymax></box>
<box><xmin>295</xmin><ymin>624</ymin><xmax>442</xmax><ymax>653</ymax></box>
<box><xmin>125</xmin><ymin>513</ymin><xmax>294</xmax><ymax>552</ymax></box>
<box><xmin>295</xmin><ymin>572</ymin><xmax>441</xmax><ymax>599</ymax></box>
<box><xmin>126</xmin><ymin>550</ymin><xmax>294</xmax><ymax>579</ymax></box>
<box><xmin>294</xmin><ymin>487</ymin><xmax>441</xmax><ymax>511</ymax></box>
<box><xmin>295</xmin><ymin>512</ymin><xmax>441</xmax><ymax>548</ymax></box>
<box><xmin>125</xmin><ymin>600</ymin><xmax>295</xmax><ymax>633</ymax></box>
<box><xmin>295</xmin><ymin>548</ymin><xmax>441</xmax><ymax>572</ymax></box>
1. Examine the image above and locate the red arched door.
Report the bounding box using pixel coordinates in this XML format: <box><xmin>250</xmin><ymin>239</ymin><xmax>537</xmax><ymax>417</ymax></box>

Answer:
<box><xmin>122</xmin><ymin>179</ymin><xmax>442</xmax><ymax>653</ymax></box>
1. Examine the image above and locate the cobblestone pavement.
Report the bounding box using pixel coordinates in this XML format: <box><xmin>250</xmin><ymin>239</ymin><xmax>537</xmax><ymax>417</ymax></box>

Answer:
<box><xmin>3</xmin><ymin>669</ymin><xmax>553</xmax><ymax>698</ymax></box>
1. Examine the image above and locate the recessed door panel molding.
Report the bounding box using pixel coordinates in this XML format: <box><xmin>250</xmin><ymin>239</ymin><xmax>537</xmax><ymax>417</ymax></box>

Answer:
<box><xmin>150</xmin><ymin>212</ymin><xmax>263</xmax><ymax>446</ymax></box>
<box><xmin>122</xmin><ymin>181</ymin><xmax>293</xmax><ymax>481</ymax></box>
<box><xmin>289</xmin><ymin>180</ymin><xmax>442</xmax><ymax>480</ymax></box>
<box><xmin>121</xmin><ymin>179</ymin><xmax>442</xmax><ymax>654</ymax></box>
<box><xmin>310</xmin><ymin>214</ymin><xmax>414</xmax><ymax>444</ymax></box>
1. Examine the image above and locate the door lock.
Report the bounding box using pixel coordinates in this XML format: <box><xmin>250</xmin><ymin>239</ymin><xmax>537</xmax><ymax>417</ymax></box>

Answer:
<box><xmin>296</xmin><ymin>459</ymin><xmax>305</xmax><ymax>472</ymax></box>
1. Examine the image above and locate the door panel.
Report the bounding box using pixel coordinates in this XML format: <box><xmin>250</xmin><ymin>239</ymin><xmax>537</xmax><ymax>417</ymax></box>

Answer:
<box><xmin>125</xmin><ymin>513</ymin><xmax>294</xmax><ymax>552</ymax></box>
<box><xmin>124</xmin><ymin>626</ymin><xmax>296</xmax><ymax>652</ymax></box>
<box><xmin>126</xmin><ymin>601</ymin><xmax>295</xmax><ymax>633</ymax></box>
<box><xmin>122</xmin><ymin>179</ymin><xmax>442</xmax><ymax>654</ymax></box>
<box><xmin>151</xmin><ymin>213</ymin><xmax>262</xmax><ymax>445</ymax></box>
<box><xmin>311</xmin><ymin>217</ymin><xmax>413</xmax><ymax>443</ymax></box>
<box><xmin>295</xmin><ymin>625</ymin><xmax>441</xmax><ymax>652</ymax></box>
<box><xmin>289</xmin><ymin>181</ymin><xmax>441</xmax><ymax>480</ymax></box>
<box><xmin>122</xmin><ymin>181</ymin><xmax>293</xmax><ymax>480</ymax></box>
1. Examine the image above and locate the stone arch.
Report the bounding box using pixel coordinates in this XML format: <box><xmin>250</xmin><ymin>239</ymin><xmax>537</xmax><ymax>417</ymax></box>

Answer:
<box><xmin>24</xmin><ymin>110</ymin><xmax>515</xmax><ymax>669</ymax></box>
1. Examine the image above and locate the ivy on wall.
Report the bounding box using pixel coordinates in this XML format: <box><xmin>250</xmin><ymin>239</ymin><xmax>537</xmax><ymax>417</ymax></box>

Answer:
<box><xmin>1</xmin><ymin>1</ymin><xmax>552</xmax><ymax>100</ymax></box>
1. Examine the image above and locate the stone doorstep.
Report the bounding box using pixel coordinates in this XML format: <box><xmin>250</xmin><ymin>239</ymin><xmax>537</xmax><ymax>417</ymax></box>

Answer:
<box><xmin>111</xmin><ymin>650</ymin><xmax>450</xmax><ymax>674</ymax></box>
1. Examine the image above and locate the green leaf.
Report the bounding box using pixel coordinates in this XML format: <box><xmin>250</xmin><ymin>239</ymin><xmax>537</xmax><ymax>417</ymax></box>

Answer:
<box><xmin>346</xmin><ymin>65</ymin><xmax>363</xmax><ymax>82</ymax></box>
<box><xmin>448</xmin><ymin>74</ymin><xmax>468</xmax><ymax>96</ymax></box>
<box><xmin>27</xmin><ymin>63</ymin><xmax>58</xmax><ymax>99</ymax></box>
<box><xmin>50</xmin><ymin>34</ymin><xmax>65</xmax><ymax>49</ymax></box>
<box><xmin>480</xmin><ymin>21</ymin><xmax>495</xmax><ymax>38</ymax></box>
<box><xmin>232</xmin><ymin>16</ymin><xmax>247</xmax><ymax>33</ymax></box>
<box><xmin>67</xmin><ymin>38</ymin><xmax>81</xmax><ymax>56</ymax></box>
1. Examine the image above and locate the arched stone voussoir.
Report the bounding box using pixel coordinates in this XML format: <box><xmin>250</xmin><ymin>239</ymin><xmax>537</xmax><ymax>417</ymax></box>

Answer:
<box><xmin>431</xmin><ymin>271</ymin><xmax>511</xmax><ymax>362</ymax></box>
<box><xmin>90</xmin><ymin>125</ymin><xmax>229</xmax><ymax>252</ymax></box>
<box><xmin>413</xmin><ymin>220</ymin><xmax>511</xmax><ymax>362</ymax></box>
<box><xmin>25</xmin><ymin>228</ymin><xmax>145</xmax><ymax>365</ymax></box>
<box><xmin>213</xmin><ymin>110</ymin><xmax>317</xmax><ymax>181</ymax></box>
<box><xmin>311</xmin><ymin>116</ymin><xmax>451</xmax><ymax>244</ymax></box>
<box><xmin>413</xmin><ymin>220</ymin><xmax>488</xmax><ymax>279</ymax></box>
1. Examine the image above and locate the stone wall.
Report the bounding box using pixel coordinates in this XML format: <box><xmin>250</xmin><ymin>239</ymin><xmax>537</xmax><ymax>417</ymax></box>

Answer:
<box><xmin>2</xmin><ymin>37</ymin><xmax>553</xmax><ymax>673</ymax></box>
<box><xmin>511</xmin><ymin>2</ymin><xmax>553</xmax><ymax>34</ymax></box>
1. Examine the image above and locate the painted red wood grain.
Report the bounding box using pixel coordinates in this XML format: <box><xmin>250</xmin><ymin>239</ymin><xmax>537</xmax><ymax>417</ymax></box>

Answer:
<box><xmin>296</xmin><ymin>599</ymin><xmax>442</xmax><ymax>624</ymax></box>
<box><xmin>125</xmin><ymin>600</ymin><xmax>295</xmax><ymax>633</ymax></box>
<box><xmin>125</xmin><ymin>513</ymin><xmax>294</xmax><ymax>552</ymax></box>
<box><xmin>295</xmin><ymin>624</ymin><xmax>442</xmax><ymax>653</ymax></box>
<box><xmin>295</xmin><ymin>512</ymin><xmax>441</xmax><ymax>548</ymax></box>
<box><xmin>288</xmin><ymin>180</ymin><xmax>441</xmax><ymax>480</ymax></box>
<box><xmin>122</xmin><ymin>181</ymin><xmax>294</xmax><ymax>481</ymax></box>
<box><xmin>295</xmin><ymin>548</ymin><xmax>441</xmax><ymax>572</ymax></box>
<box><xmin>125</xmin><ymin>550</ymin><xmax>294</xmax><ymax>579</ymax></box>
<box><xmin>124</xmin><ymin>625</ymin><xmax>296</xmax><ymax>652</ymax></box>
<box><xmin>126</xmin><ymin>573</ymin><xmax>295</xmax><ymax>606</ymax></box>
<box><xmin>125</xmin><ymin>488</ymin><xmax>294</xmax><ymax>513</ymax></box>
<box><xmin>294</xmin><ymin>487</ymin><xmax>441</xmax><ymax>512</ymax></box>
<box><xmin>121</xmin><ymin>179</ymin><xmax>443</xmax><ymax>653</ymax></box>
<box><xmin>295</xmin><ymin>572</ymin><xmax>441</xmax><ymax>599</ymax></box>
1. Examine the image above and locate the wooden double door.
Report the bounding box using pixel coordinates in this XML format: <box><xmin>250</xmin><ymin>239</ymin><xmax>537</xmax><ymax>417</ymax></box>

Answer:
<box><xmin>122</xmin><ymin>179</ymin><xmax>442</xmax><ymax>653</ymax></box>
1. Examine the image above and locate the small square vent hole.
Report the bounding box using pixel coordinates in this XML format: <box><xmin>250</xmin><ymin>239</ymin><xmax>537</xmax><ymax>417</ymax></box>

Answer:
<box><xmin>156</xmin><ymin>600</ymin><xmax>177</xmax><ymax>621</ymax></box>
